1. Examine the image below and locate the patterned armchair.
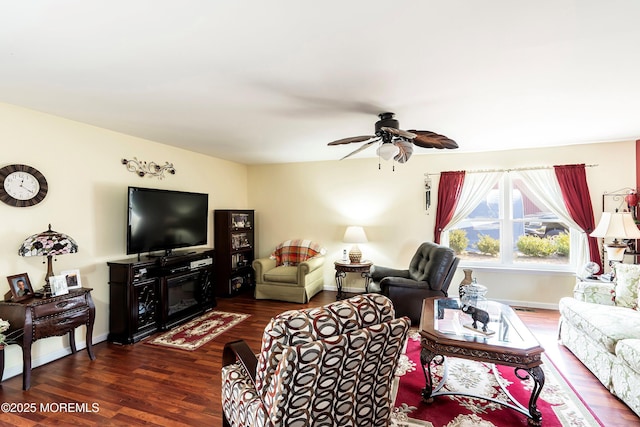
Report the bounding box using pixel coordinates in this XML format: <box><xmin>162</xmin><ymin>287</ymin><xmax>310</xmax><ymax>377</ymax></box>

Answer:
<box><xmin>221</xmin><ymin>294</ymin><xmax>410</xmax><ymax>427</ymax></box>
<box><xmin>252</xmin><ymin>239</ymin><xmax>325</xmax><ymax>303</ymax></box>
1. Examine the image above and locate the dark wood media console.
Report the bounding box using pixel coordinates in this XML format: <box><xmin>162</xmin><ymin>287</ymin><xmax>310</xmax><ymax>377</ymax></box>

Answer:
<box><xmin>107</xmin><ymin>249</ymin><xmax>215</xmax><ymax>344</ymax></box>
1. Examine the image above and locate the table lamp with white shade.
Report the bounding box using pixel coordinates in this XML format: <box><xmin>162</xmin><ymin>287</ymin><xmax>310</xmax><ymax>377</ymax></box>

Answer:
<box><xmin>590</xmin><ymin>212</ymin><xmax>640</xmax><ymax>263</ymax></box>
<box><xmin>343</xmin><ymin>226</ymin><xmax>368</xmax><ymax>264</ymax></box>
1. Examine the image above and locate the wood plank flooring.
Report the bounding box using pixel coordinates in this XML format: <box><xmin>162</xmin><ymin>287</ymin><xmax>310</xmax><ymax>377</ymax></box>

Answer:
<box><xmin>0</xmin><ymin>291</ymin><xmax>638</xmax><ymax>426</ymax></box>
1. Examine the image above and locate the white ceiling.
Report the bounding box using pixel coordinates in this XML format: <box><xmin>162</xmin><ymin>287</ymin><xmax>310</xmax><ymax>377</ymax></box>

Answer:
<box><xmin>1</xmin><ymin>1</ymin><xmax>640</xmax><ymax>164</ymax></box>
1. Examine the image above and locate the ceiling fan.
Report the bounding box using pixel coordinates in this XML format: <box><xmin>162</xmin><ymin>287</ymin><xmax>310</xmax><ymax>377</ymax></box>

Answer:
<box><xmin>328</xmin><ymin>112</ymin><xmax>458</xmax><ymax>164</ymax></box>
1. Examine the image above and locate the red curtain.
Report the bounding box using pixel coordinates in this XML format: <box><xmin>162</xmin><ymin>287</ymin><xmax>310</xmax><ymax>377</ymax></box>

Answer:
<box><xmin>434</xmin><ymin>171</ymin><xmax>465</xmax><ymax>244</ymax></box>
<box><xmin>554</xmin><ymin>164</ymin><xmax>602</xmax><ymax>271</ymax></box>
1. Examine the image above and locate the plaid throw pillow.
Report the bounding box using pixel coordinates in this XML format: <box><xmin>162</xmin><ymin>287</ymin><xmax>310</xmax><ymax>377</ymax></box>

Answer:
<box><xmin>271</xmin><ymin>239</ymin><xmax>323</xmax><ymax>266</ymax></box>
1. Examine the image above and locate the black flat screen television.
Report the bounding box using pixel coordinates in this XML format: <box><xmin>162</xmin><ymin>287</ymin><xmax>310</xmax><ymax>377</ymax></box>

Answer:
<box><xmin>127</xmin><ymin>187</ymin><xmax>208</xmax><ymax>256</ymax></box>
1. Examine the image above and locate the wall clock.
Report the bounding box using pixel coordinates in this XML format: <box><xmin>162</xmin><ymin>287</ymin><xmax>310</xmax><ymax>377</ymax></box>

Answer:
<box><xmin>0</xmin><ymin>164</ymin><xmax>48</xmax><ymax>207</ymax></box>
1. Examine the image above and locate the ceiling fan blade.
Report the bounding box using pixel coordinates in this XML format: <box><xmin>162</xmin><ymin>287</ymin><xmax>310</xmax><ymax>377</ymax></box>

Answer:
<box><xmin>328</xmin><ymin>135</ymin><xmax>377</xmax><ymax>146</ymax></box>
<box><xmin>340</xmin><ymin>139</ymin><xmax>380</xmax><ymax>160</ymax></box>
<box><xmin>394</xmin><ymin>140</ymin><xmax>413</xmax><ymax>163</ymax></box>
<box><xmin>380</xmin><ymin>127</ymin><xmax>417</xmax><ymax>139</ymax></box>
<box><xmin>408</xmin><ymin>130</ymin><xmax>459</xmax><ymax>149</ymax></box>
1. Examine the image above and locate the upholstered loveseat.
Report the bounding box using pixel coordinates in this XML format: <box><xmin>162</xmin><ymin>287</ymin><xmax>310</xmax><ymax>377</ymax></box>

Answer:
<box><xmin>558</xmin><ymin>263</ymin><xmax>640</xmax><ymax>417</ymax></box>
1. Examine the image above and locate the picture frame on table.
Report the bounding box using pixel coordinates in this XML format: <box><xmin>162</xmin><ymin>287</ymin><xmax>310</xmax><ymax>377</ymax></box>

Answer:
<box><xmin>49</xmin><ymin>274</ymin><xmax>69</xmax><ymax>297</ymax></box>
<box><xmin>7</xmin><ymin>272</ymin><xmax>33</xmax><ymax>301</ymax></box>
<box><xmin>60</xmin><ymin>269</ymin><xmax>82</xmax><ymax>290</ymax></box>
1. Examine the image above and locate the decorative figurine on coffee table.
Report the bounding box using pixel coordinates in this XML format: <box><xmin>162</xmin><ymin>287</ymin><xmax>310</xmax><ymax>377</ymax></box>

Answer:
<box><xmin>461</xmin><ymin>304</ymin><xmax>494</xmax><ymax>335</ymax></box>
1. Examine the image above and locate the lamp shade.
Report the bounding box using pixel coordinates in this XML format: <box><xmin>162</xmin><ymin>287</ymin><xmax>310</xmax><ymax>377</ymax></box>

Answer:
<box><xmin>376</xmin><ymin>143</ymin><xmax>399</xmax><ymax>161</ymax></box>
<box><xmin>590</xmin><ymin>212</ymin><xmax>640</xmax><ymax>263</ymax></box>
<box><xmin>343</xmin><ymin>226</ymin><xmax>368</xmax><ymax>244</ymax></box>
<box><xmin>18</xmin><ymin>224</ymin><xmax>78</xmax><ymax>257</ymax></box>
<box><xmin>18</xmin><ymin>224</ymin><xmax>78</xmax><ymax>296</ymax></box>
<box><xmin>590</xmin><ymin>212</ymin><xmax>640</xmax><ymax>239</ymax></box>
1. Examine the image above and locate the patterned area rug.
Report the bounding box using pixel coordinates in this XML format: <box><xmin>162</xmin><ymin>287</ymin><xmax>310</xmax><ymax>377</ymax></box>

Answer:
<box><xmin>391</xmin><ymin>331</ymin><xmax>603</xmax><ymax>427</ymax></box>
<box><xmin>146</xmin><ymin>310</ymin><xmax>249</xmax><ymax>351</ymax></box>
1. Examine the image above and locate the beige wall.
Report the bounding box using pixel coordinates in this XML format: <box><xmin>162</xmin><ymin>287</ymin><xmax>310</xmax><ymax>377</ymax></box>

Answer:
<box><xmin>0</xmin><ymin>102</ymin><xmax>248</xmax><ymax>378</ymax></box>
<box><xmin>1</xmin><ymin>100</ymin><xmax>634</xmax><ymax>380</ymax></box>
<box><xmin>248</xmin><ymin>140</ymin><xmax>635</xmax><ymax>308</ymax></box>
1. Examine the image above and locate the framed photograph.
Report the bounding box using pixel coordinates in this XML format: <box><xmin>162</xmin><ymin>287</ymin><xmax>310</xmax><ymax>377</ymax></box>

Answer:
<box><xmin>49</xmin><ymin>274</ymin><xmax>69</xmax><ymax>297</ymax></box>
<box><xmin>7</xmin><ymin>273</ymin><xmax>33</xmax><ymax>301</ymax></box>
<box><xmin>60</xmin><ymin>269</ymin><xmax>82</xmax><ymax>290</ymax></box>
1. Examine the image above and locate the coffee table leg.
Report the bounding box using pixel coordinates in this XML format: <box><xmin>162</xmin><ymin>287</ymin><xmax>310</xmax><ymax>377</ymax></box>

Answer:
<box><xmin>515</xmin><ymin>365</ymin><xmax>545</xmax><ymax>425</ymax></box>
<box><xmin>420</xmin><ymin>347</ymin><xmax>438</xmax><ymax>402</ymax></box>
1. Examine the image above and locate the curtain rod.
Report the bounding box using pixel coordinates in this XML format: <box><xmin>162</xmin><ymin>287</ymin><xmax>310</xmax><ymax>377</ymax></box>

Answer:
<box><xmin>424</xmin><ymin>164</ymin><xmax>598</xmax><ymax>177</ymax></box>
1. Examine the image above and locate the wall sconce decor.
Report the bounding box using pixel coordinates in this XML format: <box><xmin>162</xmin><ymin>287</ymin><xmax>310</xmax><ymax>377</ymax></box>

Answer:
<box><xmin>122</xmin><ymin>157</ymin><xmax>175</xmax><ymax>179</ymax></box>
<box><xmin>18</xmin><ymin>224</ymin><xmax>78</xmax><ymax>297</ymax></box>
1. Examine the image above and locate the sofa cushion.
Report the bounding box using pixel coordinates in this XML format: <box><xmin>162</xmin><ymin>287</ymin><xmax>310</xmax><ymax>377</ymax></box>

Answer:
<box><xmin>559</xmin><ymin>297</ymin><xmax>640</xmax><ymax>353</ymax></box>
<box><xmin>614</xmin><ymin>263</ymin><xmax>640</xmax><ymax>309</ymax></box>
<box><xmin>271</xmin><ymin>239</ymin><xmax>324</xmax><ymax>266</ymax></box>
<box><xmin>263</xmin><ymin>266</ymin><xmax>298</xmax><ymax>284</ymax></box>
<box><xmin>615</xmin><ymin>339</ymin><xmax>640</xmax><ymax>376</ymax></box>
<box><xmin>573</xmin><ymin>280</ymin><xmax>615</xmax><ymax>305</ymax></box>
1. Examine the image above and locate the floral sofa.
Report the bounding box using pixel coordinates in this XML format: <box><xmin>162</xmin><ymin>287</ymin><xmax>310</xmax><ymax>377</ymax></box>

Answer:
<box><xmin>558</xmin><ymin>263</ymin><xmax>640</xmax><ymax>417</ymax></box>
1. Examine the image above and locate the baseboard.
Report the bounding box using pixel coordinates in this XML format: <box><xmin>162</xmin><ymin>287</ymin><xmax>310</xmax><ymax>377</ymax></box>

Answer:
<box><xmin>323</xmin><ymin>284</ymin><xmax>368</xmax><ymax>294</ymax></box>
<box><xmin>321</xmin><ymin>286</ymin><xmax>559</xmax><ymax>310</ymax></box>
<box><xmin>495</xmin><ymin>298</ymin><xmax>559</xmax><ymax>311</ymax></box>
<box><xmin>2</xmin><ymin>332</ymin><xmax>109</xmax><ymax>381</ymax></box>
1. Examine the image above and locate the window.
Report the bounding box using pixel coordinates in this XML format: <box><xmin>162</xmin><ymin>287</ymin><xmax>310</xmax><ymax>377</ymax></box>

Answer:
<box><xmin>443</xmin><ymin>173</ymin><xmax>576</xmax><ymax>270</ymax></box>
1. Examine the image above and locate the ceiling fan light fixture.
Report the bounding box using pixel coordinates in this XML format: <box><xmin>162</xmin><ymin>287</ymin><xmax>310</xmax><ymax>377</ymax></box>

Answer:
<box><xmin>328</xmin><ymin>112</ymin><xmax>458</xmax><ymax>164</ymax></box>
<box><xmin>377</xmin><ymin>143</ymin><xmax>399</xmax><ymax>161</ymax></box>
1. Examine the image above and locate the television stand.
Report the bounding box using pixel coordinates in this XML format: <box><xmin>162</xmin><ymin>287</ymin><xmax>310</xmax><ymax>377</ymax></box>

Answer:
<box><xmin>144</xmin><ymin>249</ymin><xmax>195</xmax><ymax>259</ymax></box>
<box><xmin>107</xmin><ymin>248</ymin><xmax>216</xmax><ymax>344</ymax></box>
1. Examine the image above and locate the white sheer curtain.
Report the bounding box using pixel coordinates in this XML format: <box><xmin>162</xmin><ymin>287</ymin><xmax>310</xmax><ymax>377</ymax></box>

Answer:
<box><xmin>515</xmin><ymin>169</ymin><xmax>589</xmax><ymax>272</ymax></box>
<box><xmin>446</xmin><ymin>171</ymin><xmax>504</xmax><ymax>230</ymax></box>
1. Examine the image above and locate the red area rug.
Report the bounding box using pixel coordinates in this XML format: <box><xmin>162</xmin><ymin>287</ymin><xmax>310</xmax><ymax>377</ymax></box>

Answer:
<box><xmin>146</xmin><ymin>310</ymin><xmax>249</xmax><ymax>351</ymax></box>
<box><xmin>391</xmin><ymin>331</ymin><xmax>603</xmax><ymax>427</ymax></box>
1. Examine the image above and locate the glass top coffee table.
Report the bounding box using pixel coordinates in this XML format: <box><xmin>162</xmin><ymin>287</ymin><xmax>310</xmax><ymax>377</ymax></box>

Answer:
<box><xmin>419</xmin><ymin>297</ymin><xmax>545</xmax><ymax>425</ymax></box>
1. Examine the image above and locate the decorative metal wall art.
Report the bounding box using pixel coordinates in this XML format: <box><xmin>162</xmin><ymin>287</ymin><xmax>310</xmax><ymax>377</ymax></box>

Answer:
<box><xmin>122</xmin><ymin>157</ymin><xmax>175</xmax><ymax>179</ymax></box>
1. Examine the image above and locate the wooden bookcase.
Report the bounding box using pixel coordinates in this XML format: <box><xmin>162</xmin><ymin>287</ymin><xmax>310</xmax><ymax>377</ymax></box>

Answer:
<box><xmin>214</xmin><ymin>210</ymin><xmax>255</xmax><ymax>297</ymax></box>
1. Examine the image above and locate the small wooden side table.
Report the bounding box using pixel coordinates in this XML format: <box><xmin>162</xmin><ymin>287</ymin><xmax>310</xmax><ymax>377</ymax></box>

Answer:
<box><xmin>0</xmin><ymin>287</ymin><xmax>96</xmax><ymax>390</ymax></box>
<box><xmin>334</xmin><ymin>260</ymin><xmax>373</xmax><ymax>300</ymax></box>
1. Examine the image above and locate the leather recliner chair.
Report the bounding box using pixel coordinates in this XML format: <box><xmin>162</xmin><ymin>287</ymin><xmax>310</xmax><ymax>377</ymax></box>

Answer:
<box><xmin>370</xmin><ymin>241</ymin><xmax>460</xmax><ymax>324</ymax></box>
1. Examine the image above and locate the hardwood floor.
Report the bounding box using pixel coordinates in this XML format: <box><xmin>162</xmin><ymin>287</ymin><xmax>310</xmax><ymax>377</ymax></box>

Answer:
<box><xmin>0</xmin><ymin>291</ymin><xmax>638</xmax><ymax>426</ymax></box>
